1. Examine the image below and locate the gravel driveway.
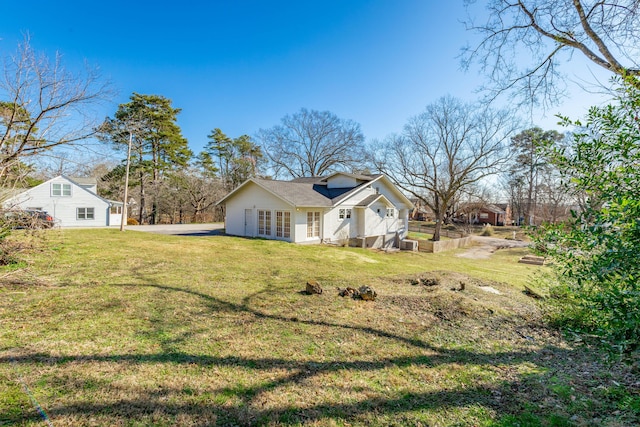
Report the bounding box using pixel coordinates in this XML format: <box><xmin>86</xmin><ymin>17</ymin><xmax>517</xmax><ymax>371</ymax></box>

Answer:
<box><xmin>125</xmin><ymin>223</ymin><xmax>225</xmax><ymax>236</ymax></box>
<box><xmin>456</xmin><ymin>236</ymin><xmax>530</xmax><ymax>260</ymax></box>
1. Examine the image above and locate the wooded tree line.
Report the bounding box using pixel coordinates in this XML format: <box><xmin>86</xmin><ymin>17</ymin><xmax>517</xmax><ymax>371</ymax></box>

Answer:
<box><xmin>0</xmin><ymin>41</ymin><xmax>589</xmax><ymax>230</ymax></box>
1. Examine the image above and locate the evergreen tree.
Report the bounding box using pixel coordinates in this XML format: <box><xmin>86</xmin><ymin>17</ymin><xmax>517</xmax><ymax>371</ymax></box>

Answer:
<box><xmin>204</xmin><ymin>128</ymin><xmax>262</xmax><ymax>191</ymax></box>
<box><xmin>99</xmin><ymin>93</ymin><xmax>192</xmax><ymax>224</ymax></box>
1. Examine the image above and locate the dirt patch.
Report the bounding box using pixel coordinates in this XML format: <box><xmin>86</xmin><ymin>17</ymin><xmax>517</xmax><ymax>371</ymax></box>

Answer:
<box><xmin>0</xmin><ymin>276</ymin><xmax>54</xmax><ymax>290</ymax></box>
<box><xmin>456</xmin><ymin>236</ymin><xmax>529</xmax><ymax>259</ymax></box>
<box><xmin>380</xmin><ymin>271</ymin><xmax>502</xmax><ymax>323</ymax></box>
<box><xmin>384</xmin><ymin>270</ymin><xmax>543</xmax><ymax>325</ymax></box>
<box><xmin>405</xmin><ymin>270</ymin><xmax>493</xmax><ymax>289</ymax></box>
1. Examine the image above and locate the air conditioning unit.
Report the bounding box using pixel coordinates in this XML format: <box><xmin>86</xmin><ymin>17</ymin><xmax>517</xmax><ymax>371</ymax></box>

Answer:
<box><xmin>400</xmin><ymin>239</ymin><xmax>418</xmax><ymax>251</ymax></box>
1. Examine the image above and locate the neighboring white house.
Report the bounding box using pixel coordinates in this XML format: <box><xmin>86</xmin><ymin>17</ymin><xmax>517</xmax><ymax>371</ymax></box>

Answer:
<box><xmin>217</xmin><ymin>172</ymin><xmax>414</xmax><ymax>249</ymax></box>
<box><xmin>4</xmin><ymin>175</ymin><xmax>123</xmax><ymax>227</ymax></box>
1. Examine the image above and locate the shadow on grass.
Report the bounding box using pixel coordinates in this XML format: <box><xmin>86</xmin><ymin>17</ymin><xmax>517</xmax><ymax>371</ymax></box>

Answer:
<box><xmin>3</xmin><ymin>349</ymin><xmax>574</xmax><ymax>426</ymax></box>
<box><xmin>3</xmin><ymin>281</ymin><xmax>630</xmax><ymax>426</ymax></box>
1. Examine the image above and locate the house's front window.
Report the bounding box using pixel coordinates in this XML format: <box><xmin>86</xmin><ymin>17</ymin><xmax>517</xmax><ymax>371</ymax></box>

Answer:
<box><xmin>386</xmin><ymin>208</ymin><xmax>395</xmax><ymax>218</ymax></box>
<box><xmin>258</xmin><ymin>210</ymin><xmax>271</xmax><ymax>236</ymax></box>
<box><xmin>276</xmin><ymin>211</ymin><xmax>290</xmax><ymax>238</ymax></box>
<box><xmin>52</xmin><ymin>183</ymin><xmax>71</xmax><ymax>197</ymax></box>
<box><xmin>306</xmin><ymin>211</ymin><xmax>320</xmax><ymax>238</ymax></box>
<box><xmin>338</xmin><ymin>208</ymin><xmax>351</xmax><ymax>220</ymax></box>
<box><xmin>110</xmin><ymin>206</ymin><xmax>122</xmax><ymax>215</ymax></box>
<box><xmin>77</xmin><ymin>207</ymin><xmax>95</xmax><ymax>220</ymax></box>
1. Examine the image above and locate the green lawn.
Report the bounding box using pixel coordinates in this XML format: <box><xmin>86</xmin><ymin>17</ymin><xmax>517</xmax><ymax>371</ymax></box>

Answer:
<box><xmin>0</xmin><ymin>229</ymin><xmax>637</xmax><ymax>426</ymax></box>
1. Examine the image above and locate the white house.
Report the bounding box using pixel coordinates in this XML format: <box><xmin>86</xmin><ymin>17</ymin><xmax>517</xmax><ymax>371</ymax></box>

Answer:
<box><xmin>217</xmin><ymin>173</ymin><xmax>414</xmax><ymax>249</ymax></box>
<box><xmin>4</xmin><ymin>175</ymin><xmax>123</xmax><ymax>227</ymax></box>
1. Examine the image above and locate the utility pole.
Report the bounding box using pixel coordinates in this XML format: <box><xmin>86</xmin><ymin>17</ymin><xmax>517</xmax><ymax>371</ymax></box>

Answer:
<box><xmin>120</xmin><ymin>129</ymin><xmax>133</xmax><ymax>232</ymax></box>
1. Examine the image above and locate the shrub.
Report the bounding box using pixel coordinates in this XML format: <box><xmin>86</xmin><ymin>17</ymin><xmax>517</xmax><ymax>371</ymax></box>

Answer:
<box><xmin>532</xmin><ymin>77</ymin><xmax>640</xmax><ymax>355</ymax></box>
<box><xmin>127</xmin><ymin>218</ymin><xmax>139</xmax><ymax>225</ymax></box>
<box><xmin>481</xmin><ymin>225</ymin><xmax>494</xmax><ymax>236</ymax></box>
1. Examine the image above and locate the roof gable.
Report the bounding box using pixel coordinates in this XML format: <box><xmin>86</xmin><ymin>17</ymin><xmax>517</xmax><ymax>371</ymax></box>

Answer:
<box><xmin>481</xmin><ymin>204</ymin><xmax>506</xmax><ymax>214</ymax></box>
<box><xmin>354</xmin><ymin>194</ymin><xmax>393</xmax><ymax>208</ymax></box>
<box><xmin>322</xmin><ymin>172</ymin><xmax>378</xmax><ymax>189</ymax></box>
<box><xmin>4</xmin><ymin>175</ymin><xmax>115</xmax><ymax>206</ymax></box>
<box><xmin>218</xmin><ymin>174</ymin><xmax>413</xmax><ymax>209</ymax></box>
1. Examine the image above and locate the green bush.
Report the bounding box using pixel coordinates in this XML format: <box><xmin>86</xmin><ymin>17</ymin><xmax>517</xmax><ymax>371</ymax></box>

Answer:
<box><xmin>532</xmin><ymin>77</ymin><xmax>640</xmax><ymax>355</ymax></box>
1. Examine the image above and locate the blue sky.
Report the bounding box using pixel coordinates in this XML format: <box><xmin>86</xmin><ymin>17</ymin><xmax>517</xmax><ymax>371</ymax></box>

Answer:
<box><xmin>1</xmin><ymin>1</ymin><xmax>611</xmax><ymax>158</ymax></box>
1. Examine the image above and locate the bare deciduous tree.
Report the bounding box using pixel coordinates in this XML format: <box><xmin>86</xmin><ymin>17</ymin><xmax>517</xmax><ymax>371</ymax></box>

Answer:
<box><xmin>508</xmin><ymin>127</ymin><xmax>564</xmax><ymax>225</ymax></box>
<box><xmin>536</xmin><ymin>167</ymin><xmax>573</xmax><ymax>223</ymax></box>
<box><xmin>0</xmin><ymin>37</ymin><xmax>111</xmax><ymax>182</ymax></box>
<box><xmin>157</xmin><ymin>169</ymin><xmax>225</xmax><ymax>223</ymax></box>
<box><xmin>257</xmin><ymin>108</ymin><xmax>366</xmax><ymax>178</ymax></box>
<box><xmin>462</xmin><ymin>0</ymin><xmax>640</xmax><ymax>106</ymax></box>
<box><xmin>371</xmin><ymin>96</ymin><xmax>519</xmax><ymax>241</ymax></box>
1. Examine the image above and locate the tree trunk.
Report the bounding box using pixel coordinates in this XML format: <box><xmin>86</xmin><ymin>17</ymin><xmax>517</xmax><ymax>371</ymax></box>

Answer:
<box><xmin>432</xmin><ymin>193</ymin><xmax>443</xmax><ymax>241</ymax></box>
<box><xmin>139</xmin><ymin>171</ymin><xmax>146</xmax><ymax>224</ymax></box>
<box><xmin>151</xmin><ymin>201</ymin><xmax>158</xmax><ymax>225</ymax></box>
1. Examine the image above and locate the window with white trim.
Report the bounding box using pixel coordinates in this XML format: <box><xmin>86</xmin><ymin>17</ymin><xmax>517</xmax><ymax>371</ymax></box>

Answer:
<box><xmin>110</xmin><ymin>206</ymin><xmax>122</xmax><ymax>215</ymax></box>
<box><xmin>276</xmin><ymin>211</ymin><xmax>290</xmax><ymax>238</ymax></box>
<box><xmin>52</xmin><ymin>183</ymin><xmax>71</xmax><ymax>197</ymax></box>
<box><xmin>77</xmin><ymin>207</ymin><xmax>95</xmax><ymax>220</ymax></box>
<box><xmin>386</xmin><ymin>208</ymin><xmax>395</xmax><ymax>218</ymax></box>
<box><xmin>306</xmin><ymin>211</ymin><xmax>320</xmax><ymax>238</ymax></box>
<box><xmin>338</xmin><ymin>208</ymin><xmax>351</xmax><ymax>220</ymax></box>
<box><xmin>258</xmin><ymin>210</ymin><xmax>272</xmax><ymax>236</ymax></box>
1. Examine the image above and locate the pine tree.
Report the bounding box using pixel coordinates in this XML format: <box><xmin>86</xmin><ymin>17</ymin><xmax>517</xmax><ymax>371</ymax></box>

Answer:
<box><xmin>99</xmin><ymin>93</ymin><xmax>192</xmax><ymax>224</ymax></box>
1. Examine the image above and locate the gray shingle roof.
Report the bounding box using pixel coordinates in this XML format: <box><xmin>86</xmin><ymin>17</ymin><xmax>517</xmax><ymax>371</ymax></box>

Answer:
<box><xmin>319</xmin><ymin>172</ymin><xmax>380</xmax><ymax>182</ymax></box>
<box><xmin>482</xmin><ymin>204</ymin><xmax>506</xmax><ymax>214</ymax></box>
<box><xmin>354</xmin><ymin>194</ymin><xmax>385</xmax><ymax>207</ymax></box>
<box><xmin>289</xmin><ymin>177</ymin><xmax>324</xmax><ymax>183</ymax></box>
<box><xmin>218</xmin><ymin>172</ymin><xmax>413</xmax><ymax>209</ymax></box>
<box><xmin>69</xmin><ymin>177</ymin><xmax>97</xmax><ymax>186</ymax></box>
<box><xmin>254</xmin><ymin>179</ymin><xmax>333</xmax><ymax>207</ymax></box>
<box><xmin>253</xmin><ymin>174</ymin><xmax>382</xmax><ymax>207</ymax></box>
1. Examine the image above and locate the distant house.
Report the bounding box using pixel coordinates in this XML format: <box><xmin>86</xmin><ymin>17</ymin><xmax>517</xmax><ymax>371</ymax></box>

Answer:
<box><xmin>473</xmin><ymin>204</ymin><xmax>507</xmax><ymax>226</ymax></box>
<box><xmin>409</xmin><ymin>198</ymin><xmax>434</xmax><ymax>222</ymax></box>
<box><xmin>217</xmin><ymin>172</ymin><xmax>414</xmax><ymax>249</ymax></box>
<box><xmin>4</xmin><ymin>175</ymin><xmax>123</xmax><ymax>227</ymax></box>
<box><xmin>494</xmin><ymin>203</ymin><xmax>512</xmax><ymax>225</ymax></box>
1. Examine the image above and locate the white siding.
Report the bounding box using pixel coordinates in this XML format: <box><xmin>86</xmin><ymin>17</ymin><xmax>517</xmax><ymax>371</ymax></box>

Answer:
<box><xmin>326</xmin><ymin>175</ymin><xmax>357</xmax><ymax>189</ymax></box>
<box><xmin>340</xmin><ymin>180</ymin><xmax>407</xmax><ymax>209</ymax></box>
<box><xmin>294</xmin><ymin>209</ymin><xmax>324</xmax><ymax>244</ymax></box>
<box><xmin>109</xmin><ymin>207</ymin><xmax>123</xmax><ymax>227</ymax></box>
<box><xmin>363</xmin><ymin>201</ymin><xmax>387</xmax><ymax>236</ymax></box>
<box><xmin>398</xmin><ymin>209</ymin><xmax>409</xmax><ymax>239</ymax></box>
<box><xmin>6</xmin><ymin>177</ymin><xmax>112</xmax><ymax>227</ymax></box>
<box><xmin>340</xmin><ymin>185</ymin><xmax>377</xmax><ymax>206</ymax></box>
<box><xmin>224</xmin><ymin>182</ymin><xmax>295</xmax><ymax>241</ymax></box>
<box><xmin>339</xmin><ymin>179</ymin><xmax>411</xmax><ymax>240</ymax></box>
<box><xmin>324</xmin><ymin>206</ymin><xmax>355</xmax><ymax>243</ymax></box>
